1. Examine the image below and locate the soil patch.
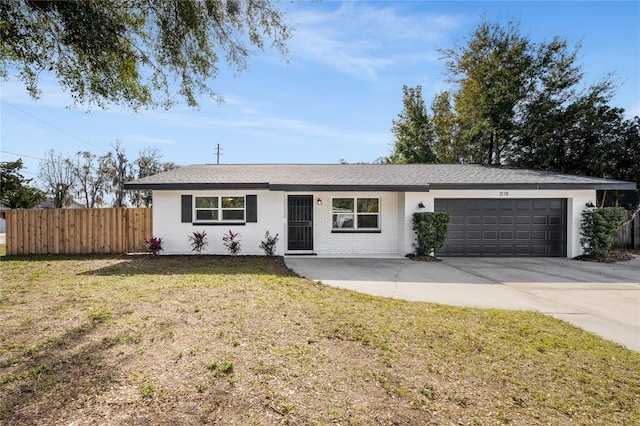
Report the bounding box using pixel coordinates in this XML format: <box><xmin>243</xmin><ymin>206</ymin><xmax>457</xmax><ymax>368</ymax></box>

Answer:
<box><xmin>406</xmin><ymin>253</ymin><xmax>441</xmax><ymax>262</ymax></box>
<box><xmin>575</xmin><ymin>252</ymin><xmax>635</xmax><ymax>263</ymax></box>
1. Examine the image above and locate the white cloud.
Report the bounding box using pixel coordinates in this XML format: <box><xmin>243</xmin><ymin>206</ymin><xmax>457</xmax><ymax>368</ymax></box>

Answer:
<box><xmin>286</xmin><ymin>2</ymin><xmax>466</xmax><ymax>81</ymax></box>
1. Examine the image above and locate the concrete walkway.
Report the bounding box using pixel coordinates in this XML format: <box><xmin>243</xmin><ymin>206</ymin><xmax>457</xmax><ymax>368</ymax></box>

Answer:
<box><xmin>284</xmin><ymin>256</ymin><xmax>640</xmax><ymax>352</ymax></box>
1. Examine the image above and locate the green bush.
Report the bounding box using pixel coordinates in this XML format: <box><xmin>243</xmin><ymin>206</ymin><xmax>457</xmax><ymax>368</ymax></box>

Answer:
<box><xmin>579</xmin><ymin>207</ymin><xmax>627</xmax><ymax>258</ymax></box>
<box><xmin>412</xmin><ymin>212</ymin><xmax>450</xmax><ymax>256</ymax></box>
<box><xmin>259</xmin><ymin>231</ymin><xmax>279</xmax><ymax>256</ymax></box>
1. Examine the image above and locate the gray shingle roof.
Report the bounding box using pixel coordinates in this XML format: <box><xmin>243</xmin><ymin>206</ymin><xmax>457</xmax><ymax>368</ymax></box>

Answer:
<box><xmin>124</xmin><ymin>164</ymin><xmax>636</xmax><ymax>191</ymax></box>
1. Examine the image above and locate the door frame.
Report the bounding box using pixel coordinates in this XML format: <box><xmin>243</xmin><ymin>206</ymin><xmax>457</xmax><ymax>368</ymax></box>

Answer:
<box><xmin>287</xmin><ymin>195</ymin><xmax>314</xmax><ymax>252</ymax></box>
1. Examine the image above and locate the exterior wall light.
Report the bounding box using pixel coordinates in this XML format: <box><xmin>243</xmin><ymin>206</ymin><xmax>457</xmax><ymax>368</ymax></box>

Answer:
<box><xmin>585</xmin><ymin>201</ymin><xmax>595</xmax><ymax>208</ymax></box>
<box><xmin>317</xmin><ymin>198</ymin><xmax>322</xmax><ymax>206</ymax></box>
<box><xmin>418</xmin><ymin>202</ymin><xmax>425</xmax><ymax>208</ymax></box>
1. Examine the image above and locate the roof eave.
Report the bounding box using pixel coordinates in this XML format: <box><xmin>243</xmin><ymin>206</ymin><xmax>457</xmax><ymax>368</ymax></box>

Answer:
<box><xmin>429</xmin><ymin>183</ymin><xmax>637</xmax><ymax>190</ymax></box>
<box><xmin>123</xmin><ymin>183</ymin><xmax>270</xmax><ymax>190</ymax></box>
<box><xmin>268</xmin><ymin>184</ymin><xmax>429</xmax><ymax>192</ymax></box>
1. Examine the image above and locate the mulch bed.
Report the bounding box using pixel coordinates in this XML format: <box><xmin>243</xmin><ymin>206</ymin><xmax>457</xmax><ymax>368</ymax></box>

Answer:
<box><xmin>574</xmin><ymin>252</ymin><xmax>635</xmax><ymax>263</ymax></box>
<box><xmin>405</xmin><ymin>254</ymin><xmax>442</xmax><ymax>262</ymax></box>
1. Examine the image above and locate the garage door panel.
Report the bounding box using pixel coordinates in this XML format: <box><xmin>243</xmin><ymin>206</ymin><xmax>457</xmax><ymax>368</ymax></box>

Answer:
<box><xmin>450</xmin><ymin>215</ymin><xmax>465</xmax><ymax>225</ymax></box>
<box><xmin>499</xmin><ymin>200</ymin><xmax>515</xmax><ymax>210</ymax></box>
<box><xmin>483</xmin><ymin>231</ymin><xmax>498</xmax><ymax>240</ymax></box>
<box><xmin>549</xmin><ymin>216</ymin><xmax>563</xmax><ymax>225</ymax></box>
<box><xmin>467</xmin><ymin>199</ymin><xmax>485</xmax><ymax>210</ymax></box>
<box><xmin>549</xmin><ymin>199</ymin><xmax>564</xmax><ymax>210</ymax></box>
<box><xmin>499</xmin><ymin>231</ymin><xmax>513</xmax><ymax>240</ymax></box>
<box><xmin>532</xmin><ymin>230</ymin><xmax>547</xmax><ymax>240</ymax></box>
<box><xmin>449</xmin><ymin>230</ymin><xmax>465</xmax><ymax>240</ymax></box>
<box><xmin>483</xmin><ymin>216</ymin><xmax>498</xmax><ymax>225</ymax></box>
<box><xmin>532</xmin><ymin>216</ymin><xmax>547</xmax><ymax>224</ymax></box>
<box><xmin>448</xmin><ymin>200</ymin><xmax>467</xmax><ymax>211</ymax></box>
<box><xmin>466</xmin><ymin>231</ymin><xmax>482</xmax><ymax>240</ymax></box>
<box><xmin>499</xmin><ymin>245</ymin><xmax>515</xmax><ymax>255</ymax></box>
<box><xmin>467</xmin><ymin>216</ymin><xmax>481</xmax><ymax>225</ymax></box>
<box><xmin>516</xmin><ymin>199</ymin><xmax>532</xmax><ymax>209</ymax></box>
<box><xmin>533</xmin><ymin>199</ymin><xmax>549</xmax><ymax>210</ymax></box>
<box><xmin>482</xmin><ymin>199</ymin><xmax>499</xmax><ymax>210</ymax></box>
<box><xmin>435</xmin><ymin>198</ymin><xmax>566</xmax><ymax>257</ymax></box>
<box><xmin>500</xmin><ymin>216</ymin><xmax>514</xmax><ymax>225</ymax></box>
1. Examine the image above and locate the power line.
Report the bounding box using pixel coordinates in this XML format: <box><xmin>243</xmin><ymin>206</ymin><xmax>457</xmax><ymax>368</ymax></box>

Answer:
<box><xmin>1</xmin><ymin>99</ymin><xmax>103</xmax><ymax>150</ymax></box>
<box><xmin>0</xmin><ymin>150</ymin><xmax>44</xmax><ymax>161</ymax></box>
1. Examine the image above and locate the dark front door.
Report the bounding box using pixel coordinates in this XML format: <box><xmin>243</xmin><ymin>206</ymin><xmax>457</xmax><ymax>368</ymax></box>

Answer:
<box><xmin>288</xmin><ymin>195</ymin><xmax>313</xmax><ymax>251</ymax></box>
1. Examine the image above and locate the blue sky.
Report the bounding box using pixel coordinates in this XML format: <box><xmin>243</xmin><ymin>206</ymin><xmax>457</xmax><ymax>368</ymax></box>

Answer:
<box><xmin>1</xmin><ymin>1</ymin><xmax>639</xmax><ymax>183</ymax></box>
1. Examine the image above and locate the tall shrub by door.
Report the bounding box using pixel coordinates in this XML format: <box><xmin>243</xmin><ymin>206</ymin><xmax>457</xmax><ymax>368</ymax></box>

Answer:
<box><xmin>412</xmin><ymin>212</ymin><xmax>450</xmax><ymax>256</ymax></box>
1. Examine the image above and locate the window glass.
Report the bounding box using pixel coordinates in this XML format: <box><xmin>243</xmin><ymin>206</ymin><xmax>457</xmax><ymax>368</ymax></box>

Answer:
<box><xmin>333</xmin><ymin>213</ymin><xmax>354</xmax><ymax>229</ymax></box>
<box><xmin>222</xmin><ymin>197</ymin><xmax>244</xmax><ymax>208</ymax></box>
<box><xmin>357</xmin><ymin>214</ymin><xmax>378</xmax><ymax>228</ymax></box>
<box><xmin>357</xmin><ymin>198</ymin><xmax>378</xmax><ymax>213</ymax></box>
<box><xmin>194</xmin><ymin>196</ymin><xmax>245</xmax><ymax>222</ymax></box>
<box><xmin>195</xmin><ymin>197</ymin><xmax>217</xmax><ymax>209</ymax></box>
<box><xmin>333</xmin><ymin>198</ymin><xmax>354</xmax><ymax>228</ymax></box>
<box><xmin>332</xmin><ymin>198</ymin><xmax>379</xmax><ymax>230</ymax></box>
<box><xmin>222</xmin><ymin>210</ymin><xmax>244</xmax><ymax>220</ymax></box>
<box><xmin>332</xmin><ymin>198</ymin><xmax>354</xmax><ymax>213</ymax></box>
<box><xmin>196</xmin><ymin>210</ymin><xmax>218</xmax><ymax>221</ymax></box>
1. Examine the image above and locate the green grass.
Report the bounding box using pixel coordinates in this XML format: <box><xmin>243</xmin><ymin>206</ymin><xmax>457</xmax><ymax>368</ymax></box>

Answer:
<box><xmin>1</xmin><ymin>254</ymin><xmax>639</xmax><ymax>425</ymax></box>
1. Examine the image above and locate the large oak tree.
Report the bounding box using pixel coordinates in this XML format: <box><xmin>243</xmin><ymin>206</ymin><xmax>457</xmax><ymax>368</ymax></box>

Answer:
<box><xmin>1</xmin><ymin>0</ymin><xmax>290</xmax><ymax>110</ymax></box>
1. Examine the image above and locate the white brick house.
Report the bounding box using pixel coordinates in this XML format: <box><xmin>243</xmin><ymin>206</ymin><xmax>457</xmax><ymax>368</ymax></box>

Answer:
<box><xmin>124</xmin><ymin>164</ymin><xmax>635</xmax><ymax>258</ymax></box>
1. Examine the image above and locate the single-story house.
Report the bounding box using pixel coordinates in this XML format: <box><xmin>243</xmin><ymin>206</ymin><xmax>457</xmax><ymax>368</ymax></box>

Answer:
<box><xmin>124</xmin><ymin>164</ymin><xmax>635</xmax><ymax>258</ymax></box>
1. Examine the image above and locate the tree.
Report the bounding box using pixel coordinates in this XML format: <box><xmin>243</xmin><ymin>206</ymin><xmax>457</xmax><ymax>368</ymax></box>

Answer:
<box><xmin>0</xmin><ymin>159</ymin><xmax>46</xmax><ymax>208</ymax></box>
<box><xmin>439</xmin><ymin>20</ymin><xmax>616</xmax><ymax>166</ymax></box>
<box><xmin>1</xmin><ymin>0</ymin><xmax>290</xmax><ymax>110</ymax></box>
<box><xmin>431</xmin><ymin>91</ymin><xmax>458</xmax><ymax>163</ymax></box>
<box><xmin>72</xmin><ymin>151</ymin><xmax>112</xmax><ymax>208</ymax></box>
<box><xmin>108</xmin><ymin>140</ymin><xmax>133</xmax><ymax>208</ymax></box>
<box><xmin>130</xmin><ymin>148</ymin><xmax>163</xmax><ymax>207</ymax></box>
<box><xmin>38</xmin><ymin>150</ymin><xmax>77</xmax><ymax>208</ymax></box>
<box><xmin>388</xmin><ymin>85</ymin><xmax>437</xmax><ymax>164</ymax></box>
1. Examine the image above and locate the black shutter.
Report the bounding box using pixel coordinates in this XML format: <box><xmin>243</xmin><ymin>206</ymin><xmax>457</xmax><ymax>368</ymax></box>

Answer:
<box><xmin>181</xmin><ymin>195</ymin><xmax>192</xmax><ymax>223</ymax></box>
<box><xmin>246</xmin><ymin>195</ymin><xmax>257</xmax><ymax>223</ymax></box>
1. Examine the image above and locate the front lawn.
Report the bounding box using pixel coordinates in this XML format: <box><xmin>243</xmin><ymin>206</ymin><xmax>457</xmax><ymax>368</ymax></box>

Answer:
<box><xmin>1</xmin><ymin>255</ymin><xmax>638</xmax><ymax>425</ymax></box>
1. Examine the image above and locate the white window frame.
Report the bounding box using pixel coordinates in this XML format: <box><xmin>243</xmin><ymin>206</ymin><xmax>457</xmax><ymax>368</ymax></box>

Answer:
<box><xmin>332</xmin><ymin>197</ymin><xmax>380</xmax><ymax>230</ymax></box>
<box><xmin>194</xmin><ymin>196</ymin><xmax>246</xmax><ymax>223</ymax></box>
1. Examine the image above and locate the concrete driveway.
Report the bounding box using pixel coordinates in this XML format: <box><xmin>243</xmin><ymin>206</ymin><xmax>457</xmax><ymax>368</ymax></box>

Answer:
<box><xmin>284</xmin><ymin>256</ymin><xmax>640</xmax><ymax>352</ymax></box>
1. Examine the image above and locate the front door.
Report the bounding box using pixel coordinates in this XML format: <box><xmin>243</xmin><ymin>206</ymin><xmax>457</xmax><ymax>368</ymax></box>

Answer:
<box><xmin>287</xmin><ymin>195</ymin><xmax>313</xmax><ymax>251</ymax></box>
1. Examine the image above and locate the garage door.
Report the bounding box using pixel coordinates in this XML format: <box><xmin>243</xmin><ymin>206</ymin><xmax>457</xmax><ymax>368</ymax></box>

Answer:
<box><xmin>435</xmin><ymin>199</ymin><xmax>566</xmax><ymax>257</ymax></box>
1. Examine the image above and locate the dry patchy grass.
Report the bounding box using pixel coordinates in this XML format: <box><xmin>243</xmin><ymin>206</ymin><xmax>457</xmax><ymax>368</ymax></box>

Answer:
<box><xmin>1</xmin><ymin>254</ymin><xmax>639</xmax><ymax>425</ymax></box>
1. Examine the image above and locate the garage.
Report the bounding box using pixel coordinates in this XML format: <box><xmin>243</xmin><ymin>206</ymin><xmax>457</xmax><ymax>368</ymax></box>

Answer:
<box><xmin>435</xmin><ymin>198</ymin><xmax>567</xmax><ymax>257</ymax></box>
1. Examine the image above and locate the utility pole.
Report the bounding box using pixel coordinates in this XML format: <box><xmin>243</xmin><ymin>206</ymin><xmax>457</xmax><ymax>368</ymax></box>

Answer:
<box><xmin>215</xmin><ymin>144</ymin><xmax>223</xmax><ymax>164</ymax></box>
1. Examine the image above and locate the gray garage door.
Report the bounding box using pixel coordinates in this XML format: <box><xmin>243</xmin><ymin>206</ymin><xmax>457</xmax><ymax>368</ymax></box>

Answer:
<box><xmin>435</xmin><ymin>199</ymin><xmax>566</xmax><ymax>257</ymax></box>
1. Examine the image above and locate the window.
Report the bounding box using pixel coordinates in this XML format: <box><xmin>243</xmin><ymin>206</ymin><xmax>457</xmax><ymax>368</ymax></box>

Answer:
<box><xmin>194</xmin><ymin>196</ymin><xmax>245</xmax><ymax>222</ymax></box>
<box><xmin>332</xmin><ymin>197</ymin><xmax>379</xmax><ymax>230</ymax></box>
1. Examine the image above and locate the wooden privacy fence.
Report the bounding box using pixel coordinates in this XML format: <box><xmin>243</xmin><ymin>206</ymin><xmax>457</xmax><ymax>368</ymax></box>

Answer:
<box><xmin>613</xmin><ymin>212</ymin><xmax>640</xmax><ymax>250</ymax></box>
<box><xmin>5</xmin><ymin>208</ymin><xmax>152</xmax><ymax>255</ymax></box>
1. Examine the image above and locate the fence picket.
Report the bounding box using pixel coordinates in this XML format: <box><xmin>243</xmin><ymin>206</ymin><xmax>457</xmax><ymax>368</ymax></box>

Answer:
<box><xmin>5</xmin><ymin>208</ymin><xmax>152</xmax><ymax>255</ymax></box>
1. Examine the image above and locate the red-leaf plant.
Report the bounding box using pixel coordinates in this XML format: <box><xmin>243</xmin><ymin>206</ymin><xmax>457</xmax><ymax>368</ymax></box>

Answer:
<box><xmin>145</xmin><ymin>236</ymin><xmax>163</xmax><ymax>256</ymax></box>
<box><xmin>222</xmin><ymin>230</ymin><xmax>241</xmax><ymax>255</ymax></box>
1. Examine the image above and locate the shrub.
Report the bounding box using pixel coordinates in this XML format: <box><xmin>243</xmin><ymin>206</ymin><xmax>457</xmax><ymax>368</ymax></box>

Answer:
<box><xmin>412</xmin><ymin>212</ymin><xmax>450</xmax><ymax>256</ymax></box>
<box><xmin>259</xmin><ymin>231</ymin><xmax>279</xmax><ymax>256</ymax></box>
<box><xmin>222</xmin><ymin>230</ymin><xmax>241</xmax><ymax>255</ymax></box>
<box><xmin>188</xmin><ymin>230</ymin><xmax>208</xmax><ymax>254</ymax></box>
<box><xmin>145</xmin><ymin>236</ymin><xmax>163</xmax><ymax>256</ymax></box>
<box><xmin>580</xmin><ymin>207</ymin><xmax>627</xmax><ymax>258</ymax></box>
